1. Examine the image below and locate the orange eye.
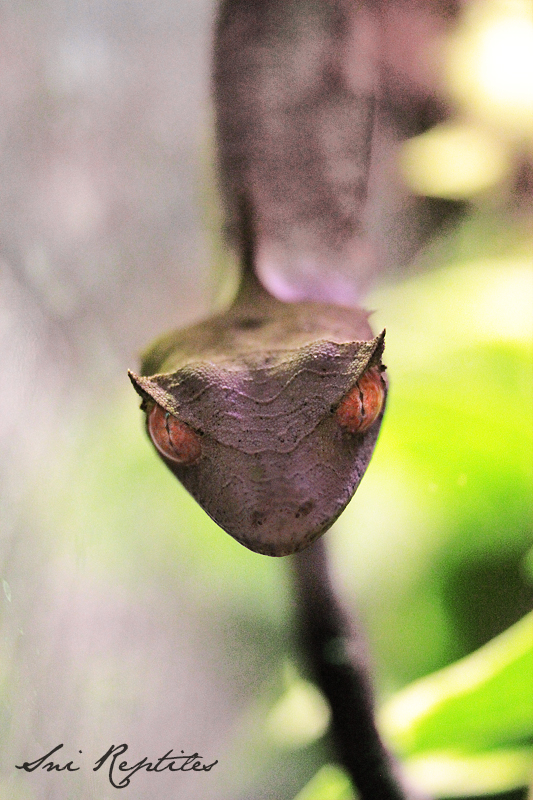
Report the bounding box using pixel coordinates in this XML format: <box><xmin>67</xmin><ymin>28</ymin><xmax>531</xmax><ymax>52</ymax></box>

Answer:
<box><xmin>147</xmin><ymin>404</ymin><xmax>201</xmax><ymax>465</ymax></box>
<box><xmin>335</xmin><ymin>366</ymin><xmax>385</xmax><ymax>434</ymax></box>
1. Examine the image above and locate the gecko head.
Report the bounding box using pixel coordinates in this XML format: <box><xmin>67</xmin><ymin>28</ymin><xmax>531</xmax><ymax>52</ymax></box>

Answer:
<box><xmin>128</xmin><ymin>332</ymin><xmax>386</xmax><ymax>556</ymax></box>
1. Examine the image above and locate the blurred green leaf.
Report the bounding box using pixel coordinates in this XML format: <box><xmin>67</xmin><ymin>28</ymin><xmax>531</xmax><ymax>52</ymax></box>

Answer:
<box><xmin>292</xmin><ymin>764</ymin><xmax>356</xmax><ymax>800</ymax></box>
<box><xmin>265</xmin><ymin>662</ymin><xmax>331</xmax><ymax>749</ymax></box>
<box><xmin>404</xmin><ymin>747</ymin><xmax>533</xmax><ymax>797</ymax></box>
<box><xmin>379</xmin><ymin>611</ymin><xmax>533</xmax><ymax>756</ymax></box>
<box><xmin>332</xmin><ymin>217</ymin><xmax>533</xmax><ymax>687</ymax></box>
<box><xmin>400</xmin><ymin>122</ymin><xmax>510</xmax><ymax>199</ymax></box>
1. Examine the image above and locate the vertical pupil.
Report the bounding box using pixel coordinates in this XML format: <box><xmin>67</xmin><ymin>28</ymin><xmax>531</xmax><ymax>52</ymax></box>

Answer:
<box><xmin>335</xmin><ymin>366</ymin><xmax>385</xmax><ymax>433</ymax></box>
<box><xmin>147</xmin><ymin>404</ymin><xmax>201</xmax><ymax>464</ymax></box>
<box><xmin>165</xmin><ymin>412</ymin><xmax>172</xmax><ymax>443</ymax></box>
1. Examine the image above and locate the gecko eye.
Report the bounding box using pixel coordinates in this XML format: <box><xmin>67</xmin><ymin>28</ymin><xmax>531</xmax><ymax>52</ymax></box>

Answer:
<box><xmin>335</xmin><ymin>365</ymin><xmax>385</xmax><ymax>434</ymax></box>
<box><xmin>147</xmin><ymin>404</ymin><xmax>202</xmax><ymax>465</ymax></box>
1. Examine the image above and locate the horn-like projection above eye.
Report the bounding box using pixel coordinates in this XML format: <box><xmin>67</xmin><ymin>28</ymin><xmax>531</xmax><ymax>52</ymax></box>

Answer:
<box><xmin>147</xmin><ymin>404</ymin><xmax>202</xmax><ymax>465</ymax></box>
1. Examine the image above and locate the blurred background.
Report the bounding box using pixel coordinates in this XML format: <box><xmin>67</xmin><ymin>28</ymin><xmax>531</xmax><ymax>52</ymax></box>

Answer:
<box><xmin>0</xmin><ymin>1</ymin><xmax>531</xmax><ymax>798</ymax></box>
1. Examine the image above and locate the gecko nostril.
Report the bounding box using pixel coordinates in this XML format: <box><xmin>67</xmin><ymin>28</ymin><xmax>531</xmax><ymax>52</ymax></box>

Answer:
<box><xmin>251</xmin><ymin>510</ymin><xmax>268</xmax><ymax>527</ymax></box>
<box><xmin>295</xmin><ymin>500</ymin><xmax>315</xmax><ymax>519</ymax></box>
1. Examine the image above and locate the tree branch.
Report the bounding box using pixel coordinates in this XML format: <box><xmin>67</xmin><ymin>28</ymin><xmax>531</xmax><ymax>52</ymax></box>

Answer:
<box><xmin>292</xmin><ymin>537</ymin><xmax>429</xmax><ymax>800</ymax></box>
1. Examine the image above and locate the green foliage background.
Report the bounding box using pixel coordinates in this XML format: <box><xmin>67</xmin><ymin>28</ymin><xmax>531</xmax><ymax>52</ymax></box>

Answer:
<box><xmin>1</xmin><ymin>2</ymin><xmax>531</xmax><ymax>799</ymax></box>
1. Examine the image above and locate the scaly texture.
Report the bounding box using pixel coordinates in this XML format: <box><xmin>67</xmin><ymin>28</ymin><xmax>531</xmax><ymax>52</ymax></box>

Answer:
<box><xmin>129</xmin><ymin>266</ymin><xmax>386</xmax><ymax>556</ymax></box>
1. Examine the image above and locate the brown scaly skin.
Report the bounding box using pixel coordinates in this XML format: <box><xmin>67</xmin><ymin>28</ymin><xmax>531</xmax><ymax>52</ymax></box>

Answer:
<box><xmin>129</xmin><ymin>260</ymin><xmax>386</xmax><ymax>556</ymax></box>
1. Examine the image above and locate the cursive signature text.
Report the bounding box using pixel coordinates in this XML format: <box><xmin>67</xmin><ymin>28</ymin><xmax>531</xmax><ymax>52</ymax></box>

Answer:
<box><xmin>16</xmin><ymin>743</ymin><xmax>218</xmax><ymax>789</ymax></box>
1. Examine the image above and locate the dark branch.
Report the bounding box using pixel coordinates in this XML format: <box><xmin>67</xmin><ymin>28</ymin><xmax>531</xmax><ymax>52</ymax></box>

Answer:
<box><xmin>292</xmin><ymin>538</ymin><xmax>429</xmax><ymax>800</ymax></box>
